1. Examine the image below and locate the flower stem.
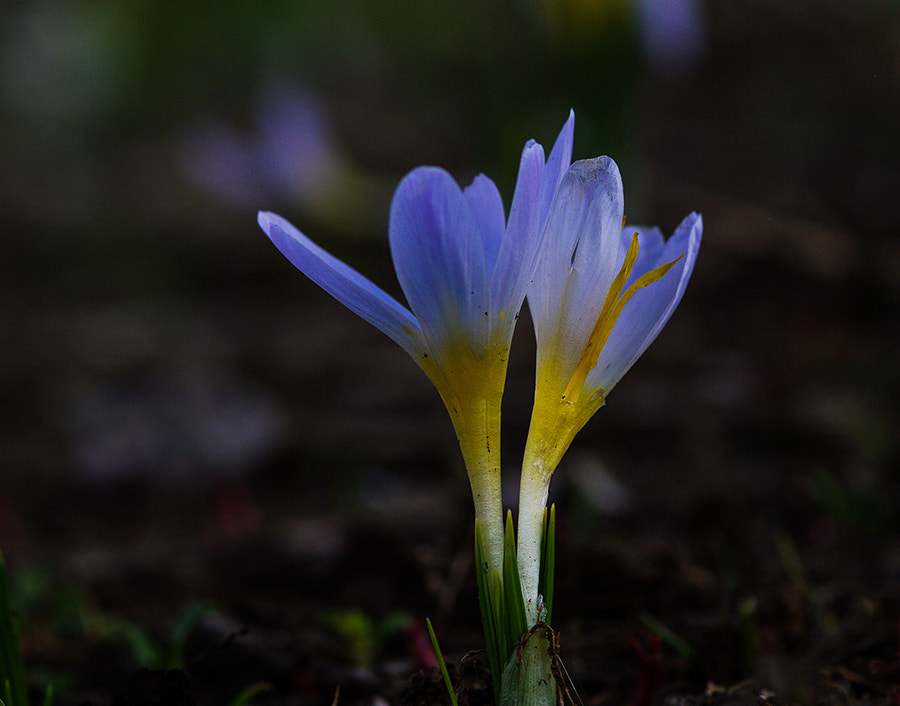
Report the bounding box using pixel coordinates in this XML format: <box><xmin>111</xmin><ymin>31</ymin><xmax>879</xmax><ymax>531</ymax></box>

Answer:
<box><xmin>452</xmin><ymin>392</ymin><xmax>505</xmax><ymax>576</ymax></box>
<box><xmin>516</xmin><ymin>455</ymin><xmax>551</xmax><ymax>625</ymax></box>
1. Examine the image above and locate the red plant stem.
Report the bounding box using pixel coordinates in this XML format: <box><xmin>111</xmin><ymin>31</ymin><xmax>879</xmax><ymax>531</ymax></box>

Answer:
<box><xmin>630</xmin><ymin>634</ymin><xmax>664</xmax><ymax>706</ymax></box>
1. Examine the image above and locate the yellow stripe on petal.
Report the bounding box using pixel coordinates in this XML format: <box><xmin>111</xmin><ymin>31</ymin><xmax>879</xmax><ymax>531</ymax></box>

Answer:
<box><xmin>562</xmin><ymin>233</ymin><xmax>682</xmax><ymax>404</ymax></box>
<box><xmin>523</xmin><ymin>234</ymin><xmax>683</xmax><ymax>485</ymax></box>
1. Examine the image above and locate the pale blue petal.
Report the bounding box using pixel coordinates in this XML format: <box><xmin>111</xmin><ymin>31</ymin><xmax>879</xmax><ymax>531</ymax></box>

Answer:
<box><xmin>615</xmin><ymin>225</ymin><xmax>664</xmax><ymax>275</ymax></box>
<box><xmin>566</xmin><ymin>158</ymin><xmax>624</xmax><ymax>297</ymax></box>
<box><xmin>464</xmin><ymin>173</ymin><xmax>506</xmax><ymax>275</ymax></box>
<box><xmin>539</xmin><ymin>110</ymin><xmax>575</xmax><ymax>229</ymax></box>
<box><xmin>491</xmin><ymin>139</ymin><xmax>546</xmax><ymax>322</ymax></box>
<box><xmin>588</xmin><ymin>212</ymin><xmax>702</xmax><ymax>393</ymax></box>
<box><xmin>389</xmin><ymin>167</ymin><xmax>489</xmax><ymax>355</ymax></box>
<box><xmin>530</xmin><ymin>157</ymin><xmax>624</xmax><ymax>365</ymax></box>
<box><xmin>258</xmin><ymin>211</ymin><xmax>425</xmax><ymax>358</ymax></box>
<box><xmin>490</xmin><ymin>112</ymin><xmax>576</xmax><ymax>339</ymax></box>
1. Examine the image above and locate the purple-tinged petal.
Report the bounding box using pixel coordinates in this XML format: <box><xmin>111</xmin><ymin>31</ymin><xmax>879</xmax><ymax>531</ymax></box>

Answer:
<box><xmin>258</xmin><ymin>86</ymin><xmax>337</xmax><ymax>198</ymax></box>
<box><xmin>489</xmin><ymin>111</ymin><xmax>576</xmax><ymax>335</ymax></box>
<box><xmin>589</xmin><ymin>212</ymin><xmax>702</xmax><ymax>393</ymax></box>
<box><xmin>492</xmin><ymin>139</ymin><xmax>546</xmax><ymax>320</ymax></box>
<box><xmin>565</xmin><ymin>158</ymin><xmax>625</xmax><ymax>299</ymax></box>
<box><xmin>389</xmin><ymin>167</ymin><xmax>489</xmax><ymax>356</ymax></box>
<box><xmin>530</xmin><ymin>157</ymin><xmax>624</xmax><ymax>360</ymax></box>
<box><xmin>539</xmin><ymin>110</ymin><xmax>575</xmax><ymax>229</ymax></box>
<box><xmin>258</xmin><ymin>211</ymin><xmax>424</xmax><ymax>357</ymax></box>
<box><xmin>464</xmin><ymin>173</ymin><xmax>506</xmax><ymax>275</ymax></box>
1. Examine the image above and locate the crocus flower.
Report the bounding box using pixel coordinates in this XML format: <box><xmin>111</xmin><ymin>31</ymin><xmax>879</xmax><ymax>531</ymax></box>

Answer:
<box><xmin>258</xmin><ymin>112</ymin><xmax>575</xmax><ymax>573</ymax></box>
<box><xmin>517</xmin><ymin>156</ymin><xmax>702</xmax><ymax>620</ymax></box>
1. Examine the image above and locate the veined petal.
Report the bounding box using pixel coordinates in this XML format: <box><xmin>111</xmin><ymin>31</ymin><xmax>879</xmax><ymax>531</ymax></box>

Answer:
<box><xmin>564</xmin><ymin>158</ymin><xmax>626</xmax><ymax>320</ymax></box>
<box><xmin>530</xmin><ymin>157</ymin><xmax>625</xmax><ymax>374</ymax></box>
<box><xmin>389</xmin><ymin>167</ymin><xmax>490</xmax><ymax>357</ymax></box>
<box><xmin>258</xmin><ymin>211</ymin><xmax>425</xmax><ymax>358</ymax></box>
<box><xmin>588</xmin><ymin>212</ymin><xmax>702</xmax><ymax>393</ymax></box>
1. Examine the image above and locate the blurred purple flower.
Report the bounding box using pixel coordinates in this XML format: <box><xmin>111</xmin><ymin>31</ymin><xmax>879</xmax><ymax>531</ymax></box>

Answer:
<box><xmin>635</xmin><ymin>0</ymin><xmax>706</xmax><ymax>76</ymax></box>
<box><xmin>180</xmin><ymin>86</ymin><xmax>390</xmax><ymax>232</ymax></box>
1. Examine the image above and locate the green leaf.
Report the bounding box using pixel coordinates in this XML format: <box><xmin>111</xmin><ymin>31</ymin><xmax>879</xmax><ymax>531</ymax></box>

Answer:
<box><xmin>501</xmin><ymin>513</ymin><xmax>527</xmax><ymax>649</ymax></box>
<box><xmin>0</xmin><ymin>552</ymin><xmax>29</xmax><ymax>706</ymax></box>
<box><xmin>425</xmin><ymin>619</ymin><xmax>458</xmax><ymax>706</ymax></box>
<box><xmin>638</xmin><ymin>612</ymin><xmax>693</xmax><ymax>662</ymax></box>
<box><xmin>538</xmin><ymin>505</ymin><xmax>556</xmax><ymax>624</ymax></box>
<box><xmin>227</xmin><ymin>681</ymin><xmax>272</xmax><ymax>706</ymax></box>
<box><xmin>476</xmin><ymin>512</ymin><xmax>559</xmax><ymax>706</ymax></box>
<box><xmin>474</xmin><ymin>520</ymin><xmax>504</xmax><ymax>705</ymax></box>
<box><xmin>119</xmin><ymin>623</ymin><xmax>164</xmax><ymax>669</ymax></box>
<box><xmin>168</xmin><ymin>604</ymin><xmax>211</xmax><ymax>669</ymax></box>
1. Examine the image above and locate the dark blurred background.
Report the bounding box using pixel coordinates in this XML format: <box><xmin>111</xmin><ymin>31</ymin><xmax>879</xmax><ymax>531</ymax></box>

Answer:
<box><xmin>2</xmin><ymin>0</ymin><xmax>900</xmax><ymax>701</ymax></box>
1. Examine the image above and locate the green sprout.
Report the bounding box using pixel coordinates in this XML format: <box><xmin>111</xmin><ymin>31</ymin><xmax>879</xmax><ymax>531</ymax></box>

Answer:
<box><xmin>1</xmin><ymin>552</ymin><xmax>53</xmax><ymax>706</ymax></box>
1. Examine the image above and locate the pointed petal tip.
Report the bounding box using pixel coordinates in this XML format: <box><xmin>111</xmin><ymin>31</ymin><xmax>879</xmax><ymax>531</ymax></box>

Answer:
<box><xmin>557</xmin><ymin>109</ymin><xmax>575</xmax><ymax>147</ymax></box>
<box><xmin>693</xmin><ymin>212</ymin><xmax>703</xmax><ymax>232</ymax></box>
<box><xmin>559</xmin><ymin>109</ymin><xmax>575</xmax><ymax>145</ymax></box>
<box><xmin>257</xmin><ymin>210</ymin><xmax>287</xmax><ymax>235</ymax></box>
<box><xmin>681</xmin><ymin>211</ymin><xmax>704</xmax><ymax>252</ymax></box>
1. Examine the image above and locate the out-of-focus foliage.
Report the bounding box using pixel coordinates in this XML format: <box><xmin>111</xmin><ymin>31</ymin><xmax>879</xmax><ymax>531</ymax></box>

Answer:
<box><xmin>0</xmin><ymin>0</ymin><xmax>664</xmax><ymax>236</ymax></box>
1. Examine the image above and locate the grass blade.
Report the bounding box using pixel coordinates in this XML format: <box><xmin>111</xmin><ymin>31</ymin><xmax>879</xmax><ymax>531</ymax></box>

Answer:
<box><xmin>0</xmin><ymin>552</ymin><xmax>29</xmax><ymax>706</ymax></box>
<box><xmin>474</xmin><ymin>520</ymin><xmax>504</xmax><ymax>705</ymax></box>
<box><xmin>501</xmin><ymin>512</ymin><xmax>527</xmax><ymax>648</ymax></box>
<box><xmin>538</xmin><ymin>504</ymin><xmax>556</xmax><ymax>624</ymax></box>
<box><xmin>425</xmin><ymin>619</ymin><xmax>458</xmax><ymax>706</ymax></box>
